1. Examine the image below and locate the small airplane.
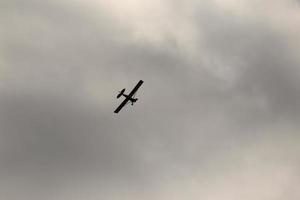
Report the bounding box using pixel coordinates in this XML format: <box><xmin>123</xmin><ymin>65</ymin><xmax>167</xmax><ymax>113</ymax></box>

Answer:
<box><xmin>114</xmin><ymin>80</ymin><xmax>144</xmax><ymax>113</ymax></box>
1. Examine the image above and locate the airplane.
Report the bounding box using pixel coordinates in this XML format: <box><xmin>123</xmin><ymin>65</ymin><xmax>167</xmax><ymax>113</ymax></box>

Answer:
<box><xmin>114</xmin><ymin>80</ymin><xmax>144</xmax><ymax>113</ymax></box>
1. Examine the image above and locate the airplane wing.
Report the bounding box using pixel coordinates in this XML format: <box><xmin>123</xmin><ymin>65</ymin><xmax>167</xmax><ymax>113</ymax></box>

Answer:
<box><xmin>114</xmin><ymin>98</ymin><xmax>130</xmax><ymax>113</ymax></box>
<box><xmin>114</xmin><ymin>80</ymin><xmax>144</xmax><ymax>113</ymax></box>
<box><xmin>127</xmin><ymin>80</ymin><xmax>144</xmax><ymax>98</ymax></box>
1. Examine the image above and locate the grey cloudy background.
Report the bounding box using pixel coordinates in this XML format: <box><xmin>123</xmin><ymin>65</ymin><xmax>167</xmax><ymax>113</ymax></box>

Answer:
<box><xmin>1</xmin><ymin>0</ymin><xmax>300</xmax><ymax>199</ymax></box>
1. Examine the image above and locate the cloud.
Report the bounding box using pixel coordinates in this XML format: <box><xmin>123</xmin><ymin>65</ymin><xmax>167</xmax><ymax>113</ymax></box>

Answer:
<box><xmin>1</xmin><ymin>0</ymin><xmax>300</xmax><ymax>199</ymax></box>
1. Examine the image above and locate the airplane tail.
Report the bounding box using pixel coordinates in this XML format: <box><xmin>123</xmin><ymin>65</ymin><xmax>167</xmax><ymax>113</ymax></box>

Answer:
<box><xmin>117</xmin><ymin>89</ymin><xmax>125</xmax><ymax>98</ymax></box>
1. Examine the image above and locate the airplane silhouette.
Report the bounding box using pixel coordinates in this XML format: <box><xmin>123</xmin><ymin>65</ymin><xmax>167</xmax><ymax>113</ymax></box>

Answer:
<box><xmin>114</xmin><ymin>80</ymin><xmax>143</xmax><ymax>113</ymax></box>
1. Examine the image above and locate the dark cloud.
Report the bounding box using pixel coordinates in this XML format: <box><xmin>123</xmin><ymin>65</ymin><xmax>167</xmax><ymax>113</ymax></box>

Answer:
<box><xmin>1</xmin><ymin>0</ymin><xmax>300</xmax><ymax>199</ymax></box>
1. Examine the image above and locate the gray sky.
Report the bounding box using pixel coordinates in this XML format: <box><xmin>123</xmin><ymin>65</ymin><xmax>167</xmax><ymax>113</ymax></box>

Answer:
<box><xmin>1</xmin><ymin>0</ymin><xmax>300</xmax><ymax>199</ymax></box>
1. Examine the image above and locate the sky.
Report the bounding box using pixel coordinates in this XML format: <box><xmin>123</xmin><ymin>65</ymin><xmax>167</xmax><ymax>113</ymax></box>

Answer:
<box><xmin>1</xmin><ymin>0</ymin><xmax>300</xmax><ymax>199</ymax></box>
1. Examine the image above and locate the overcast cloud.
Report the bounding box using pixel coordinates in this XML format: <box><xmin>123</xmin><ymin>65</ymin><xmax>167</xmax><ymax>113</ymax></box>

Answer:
<box><xmin>1</xmin><ymin>0</ymin><xmax>300</xmax><ymax>199</ymax></box>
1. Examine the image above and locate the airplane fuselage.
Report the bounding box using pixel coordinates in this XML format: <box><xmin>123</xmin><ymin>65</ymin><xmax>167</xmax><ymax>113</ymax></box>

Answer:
<box><xmin>122</xmin><ymin>94</ymin><xmax>138</xmax><ymax>103</ymax></box>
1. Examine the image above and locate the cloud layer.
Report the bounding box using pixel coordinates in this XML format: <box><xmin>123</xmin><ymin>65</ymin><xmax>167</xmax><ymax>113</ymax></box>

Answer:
<box><xmin>1</xmin><ymin>0</ymin><xmax>300</xmax><ymax>199</ymax></box>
